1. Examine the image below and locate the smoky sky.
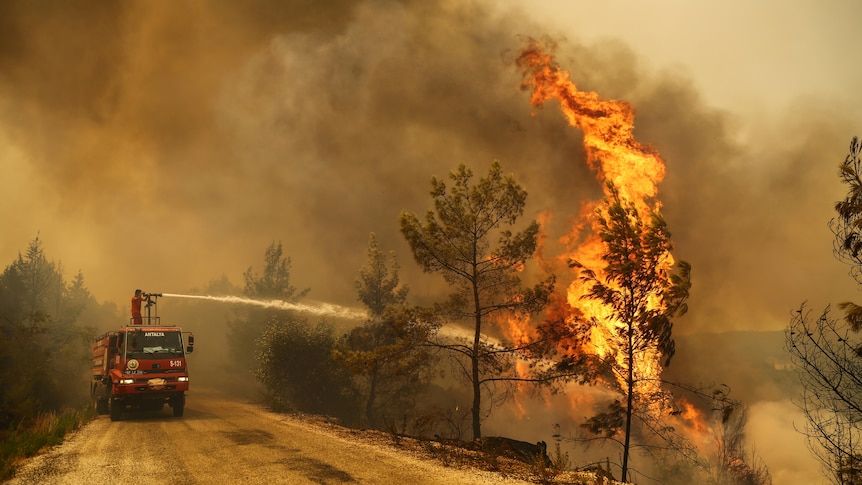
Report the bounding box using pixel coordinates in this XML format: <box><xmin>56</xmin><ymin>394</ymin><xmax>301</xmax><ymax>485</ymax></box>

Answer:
<box><xmin>0</xmin><ymin>0</ymin><xmax>856</xmax><ymax>339</ymax></box>
<box><xmin>2</xmin><ymin>3</ymin><xmax>854</xmax><ymax>481</ymax></box>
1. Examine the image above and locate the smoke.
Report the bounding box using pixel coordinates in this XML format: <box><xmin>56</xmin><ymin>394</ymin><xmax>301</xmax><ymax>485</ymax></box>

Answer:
<box><xmin>1</xmin><ymin>1</ymin><xmax>853</xmax><ymax>334</ymax></box>
<box><xmin>746</xmin><ymin>400</ymin><xmax>821</xmax><ymax>484</ymax></box>
<box><xmin>1</xmin><ymin>0</ymin><xmax>858</xmax><ymax>479</ymax></box>
<box><xmin>0</xmin><ymin>0</ymin><xmax>599</xmax><ymax>309</ymax></box>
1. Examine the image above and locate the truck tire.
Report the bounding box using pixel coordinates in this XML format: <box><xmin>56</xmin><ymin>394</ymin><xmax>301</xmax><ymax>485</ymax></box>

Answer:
<box><xmin>172</xmin><ymin>396</ymin><xmax>184</xmax><ymax>417</ymax></box>
<box><xmin>109</xmin><ymin>398</ymin><xmax>122</xmax><ymax>421</ymax></box>
<box><xmin>91</xmin><ymin>384</ymin><xmax>108</xmax><ymax>415</ymax></box>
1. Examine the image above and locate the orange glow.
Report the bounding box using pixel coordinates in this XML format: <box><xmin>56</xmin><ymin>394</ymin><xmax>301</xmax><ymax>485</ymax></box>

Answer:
<box><xmin>499</xmin><ymin>39</ymin><xmax>717</xmax><ymax>455</ymax></box>
<box><xmin>675</xmin><ymin>397</ymin><xmax>711</xmax><ymax>437</ymax></box>
<box><xmin>502</xmin><ymin>311</ymin><xmax>531</xmax><ymax>350</ymax></box>
<box><xmin>516</xmin><ymin>41</ymin><xmax>665</xmax><ymax>214</ymax></box>
<box><xmin>500</xmin><ymin>309</ymin><xmax>535</xmax><ymax>420</ymax></box>
<box><xmin>672</xmin><ymin>397</ymin><xmax>714</xmax><ymax>454</ymax></box>
<box><xmin>514</xmin><ymin>40</ymin><xmax>675</xmax><ymax>399</ymax></box>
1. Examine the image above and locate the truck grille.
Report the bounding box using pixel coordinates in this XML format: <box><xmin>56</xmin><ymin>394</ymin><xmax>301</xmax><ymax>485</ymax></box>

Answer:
<box><xmin>133</xmin><ymin>385</ymin><xmax>177</xmax><ymax>391</ymax></box>
<box><xmin>134</xmin><ymin>369</ymin><xmax>185</xmax><ymax>376</ymax></box>
<box><xmin>134</xmin><ymin>376</ymin><xmax>183</xmax><ymax>383</ymax></box>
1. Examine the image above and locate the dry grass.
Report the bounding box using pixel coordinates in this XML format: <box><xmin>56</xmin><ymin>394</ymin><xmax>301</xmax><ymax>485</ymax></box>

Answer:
<box><xmin>291</xmin><ymin>413</ymin><xmax>623</xmax><ymax>485</ymax></box>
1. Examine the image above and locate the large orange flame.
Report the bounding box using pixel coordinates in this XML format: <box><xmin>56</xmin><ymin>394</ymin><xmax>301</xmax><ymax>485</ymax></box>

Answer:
<box><xmin>515</xmin><ymin>40</ymin><xmax>674</xmax><ymax>401</ymax></box>
<box><xmin>516</xmin><ymin>41</ymin><xmax>665</xmax><ymax>214</ymax></box>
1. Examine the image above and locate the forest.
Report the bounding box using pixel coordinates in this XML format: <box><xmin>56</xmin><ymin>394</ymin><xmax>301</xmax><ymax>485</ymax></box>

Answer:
<box><xmin>1</xmin><ymin>160</ymin><xmax>794</xmax><ymax>485</ymax></box>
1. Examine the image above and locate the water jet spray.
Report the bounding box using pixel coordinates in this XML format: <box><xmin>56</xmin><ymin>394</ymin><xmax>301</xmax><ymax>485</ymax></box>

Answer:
<box><xmin>159</xmin><ymin>293</ymin><xmax>367</xmax><ymax>320</ymax></box>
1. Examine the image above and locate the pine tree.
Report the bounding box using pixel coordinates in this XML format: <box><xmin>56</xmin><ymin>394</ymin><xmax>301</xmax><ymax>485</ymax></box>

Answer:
<box><xmin>400</xmin><ymin>161</ymin><xmax>554</xmax><ymax>439</ymax></box>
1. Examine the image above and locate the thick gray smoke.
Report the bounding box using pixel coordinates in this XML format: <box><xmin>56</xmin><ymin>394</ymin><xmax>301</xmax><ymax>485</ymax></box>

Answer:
<box><xmin>1</xmin><ymin>1</ymin><xmax>853</xmax><ymax>334</ymax></box>
<box><xmin>0</xmin><ymin>0</ymin><xmax>594</xmax><ymax>307</ymax></box>
<box><xmin>1</xmin><ymin>0</ymin><xmax>853</xmax><ymax>331</ymax></box>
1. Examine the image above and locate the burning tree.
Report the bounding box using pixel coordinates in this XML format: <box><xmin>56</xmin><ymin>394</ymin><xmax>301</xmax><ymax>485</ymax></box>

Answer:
<box><xmin>399</xmin><ymin>161</ymin><xmax>554</xmax><ymax>440</ymax></box>
<box><xmin>514</xmin><ymin>40</ymin><xmax>715</xmax><ymax>482</ymax></box>
<box><xmin>573</xmin><ymin>184</ymin><xmax>691</xmax><ymax>483</ymax></box>
<box><xmin>786</xmin><ymin>137</ymin><xmax>862</xmax><ymax>484</ymax></box>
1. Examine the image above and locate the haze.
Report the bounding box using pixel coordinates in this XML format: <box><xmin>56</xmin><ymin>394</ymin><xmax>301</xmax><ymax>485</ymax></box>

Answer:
<box><xmin>1</xmin><ymin>0</ymin><xmax>858</xmax><ymax>331</ymax></box>
<box><xmin>1</xmin><ymin>2</ymin><xmax>859</xmax><ymax>482</ymax></box>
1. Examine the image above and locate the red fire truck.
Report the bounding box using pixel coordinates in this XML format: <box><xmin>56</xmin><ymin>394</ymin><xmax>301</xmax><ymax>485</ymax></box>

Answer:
<box><xmin>91</xmin><ymin>293</ymin><xmax>194</xmax><ymax>421</ymax></box>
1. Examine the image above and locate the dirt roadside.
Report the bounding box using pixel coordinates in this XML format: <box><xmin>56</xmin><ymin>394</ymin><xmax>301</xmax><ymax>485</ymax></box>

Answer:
<box><xmin>7</xmin><ymin>389</ymin><xmax>612</xmax><ymax>485</ymax></box>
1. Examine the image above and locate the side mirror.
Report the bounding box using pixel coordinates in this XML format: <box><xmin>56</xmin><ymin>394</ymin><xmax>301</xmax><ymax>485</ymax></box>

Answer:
<box><xmin>108</xmin><ymin>335</ymin><xmax>118</xmax><ymax>347</ymax></box>
<box><xmin>186</xmin><ymin>334</ymin><xmax>194</xmax><ymax>354</ymax></box>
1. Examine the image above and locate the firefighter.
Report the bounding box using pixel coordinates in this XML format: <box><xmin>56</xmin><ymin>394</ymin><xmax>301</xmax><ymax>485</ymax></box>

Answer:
<box><xmin>131</xmin><ymin>289</ymin><xmax>147</xmax><ymax>325</ymax></box>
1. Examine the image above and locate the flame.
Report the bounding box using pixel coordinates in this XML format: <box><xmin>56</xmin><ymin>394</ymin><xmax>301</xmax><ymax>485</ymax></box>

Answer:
<box><xmin>516</xmin><ymin>41</ymin><xmax>665</xmax><ymax>213</ymax></box>
<box><xmin>675</xmin><ymin>397</ymin><xmax>711</xmax><ymax>438</ymax></box>
<box><xmin>671</xmin><ymin>397</ymin><xmax>715</xmax><ymax>455</ymax></box>
<box><xmin>514</xmin><ymin>40</ymin><xmax>673</xmax><ymax>398</ymax></box>
<box><xmin>502</xmin><ymin>39</ymin><xmax>715</xmax><ymax>447</ymax></box>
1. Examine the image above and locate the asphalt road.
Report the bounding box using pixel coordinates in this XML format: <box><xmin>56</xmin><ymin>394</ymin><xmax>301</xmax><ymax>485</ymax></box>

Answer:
<box><xmin>8</xmin><ymin>388</ymin><xmax>530</xmax><ymax>485</ymax></box>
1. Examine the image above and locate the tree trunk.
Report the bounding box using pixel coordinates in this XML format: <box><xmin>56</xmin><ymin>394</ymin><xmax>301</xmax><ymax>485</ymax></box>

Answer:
<box><xmin>472</xmin><ymin>274</ymin><xmax>482</xmax><ymax>440</ymax></box>
<box><xmin>471</xmin><ymin>306</ymin><xmax>482</xmax><ymax>440</ymax></box>
<box><xmin>366</xmin><ymin>365</ymin><xmax>378</xmax><ymax>428</ymax></box>
<box><xmin>621</xmin><ymin>321</ymin><xmax>635</xmax><ymax>482</ymax></box>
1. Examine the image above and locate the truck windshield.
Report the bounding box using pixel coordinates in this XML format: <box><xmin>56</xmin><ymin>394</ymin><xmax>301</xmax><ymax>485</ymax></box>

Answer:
<box><xmin>125</xmin><ymin>330</ymin><xmax>184</xmax><ymax>357</ymax></box>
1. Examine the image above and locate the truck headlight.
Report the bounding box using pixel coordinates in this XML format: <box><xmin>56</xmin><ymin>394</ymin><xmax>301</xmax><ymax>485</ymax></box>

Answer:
<box><xmin>177</xmin><ymin>376</ymin><xmax>189</xmax><ymax>382</ymax></box>
<box><xmin>119</xmin><ymin>378</ymin><xmax>134</xmax><ymax>385</ymax></box>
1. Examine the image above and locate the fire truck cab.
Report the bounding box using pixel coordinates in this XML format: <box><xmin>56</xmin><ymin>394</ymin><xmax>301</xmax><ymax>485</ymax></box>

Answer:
<box><xmin>91</xmin><ymin>294</ymin><xmax>194</xmax><ymax>421</ymax></box>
